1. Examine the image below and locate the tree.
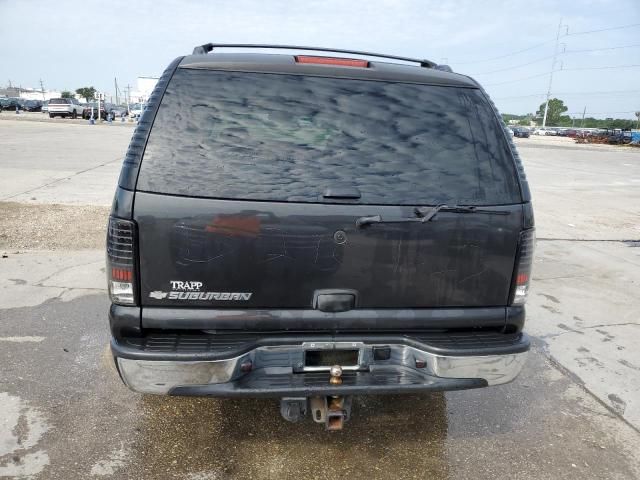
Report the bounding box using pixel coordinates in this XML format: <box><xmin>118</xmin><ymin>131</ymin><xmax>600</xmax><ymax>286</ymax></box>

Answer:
<box><xmin>502</xmin><ymin>113</ymin><xmax>526</xmax><ymax>124</ymax></box>
<box><xmin>61</xmin><ymin>91</ymin><xmax>73</xmax><ymax>98</ymax></box>
<box><xmin>557</xmin><ymin>115</ymin><xmax>573</xmax><ymax>127</ymax></box>
<box><xmin>535</xmin><ymin>98</ymin><xmax>568</xmax><ymax>126</ymax></box>
<box><xmin>75</xmin><ymin>87</ymin><xmax>96</xmax><ymax>102</ymax></box>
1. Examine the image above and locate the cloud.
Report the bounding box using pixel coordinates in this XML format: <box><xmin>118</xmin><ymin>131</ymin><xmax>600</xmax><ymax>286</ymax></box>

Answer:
<box><xmin>1</xmin><ymin>0</ymin><xmax>639</xmax><ymax>117</ymax></box>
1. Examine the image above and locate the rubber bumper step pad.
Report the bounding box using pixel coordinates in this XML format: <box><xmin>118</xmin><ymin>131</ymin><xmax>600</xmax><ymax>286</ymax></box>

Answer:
<box><xmin>169</xmin><ymin>365</ymin><xmax>487</xmax><ymax>398</ymax></box>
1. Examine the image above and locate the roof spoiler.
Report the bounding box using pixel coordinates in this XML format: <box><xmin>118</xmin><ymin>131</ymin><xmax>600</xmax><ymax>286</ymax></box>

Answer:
<box><xmin>192</xmin><ymin>43</ymin><xmax>452</xmax><ymax>71</ymax></box>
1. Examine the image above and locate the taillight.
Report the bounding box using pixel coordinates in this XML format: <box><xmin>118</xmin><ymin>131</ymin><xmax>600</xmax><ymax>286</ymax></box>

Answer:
<box><xmin>107</xmin><ymin>217</ymin><xmax>137</xmax><ymax>305</ymax></box>
<box><xmin>510</xmin><ymin>229</ymin><xmax>535</xmax><ymax>305</ymax></box>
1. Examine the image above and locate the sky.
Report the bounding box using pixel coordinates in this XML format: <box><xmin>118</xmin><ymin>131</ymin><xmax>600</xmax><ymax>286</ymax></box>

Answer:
<box><xmin>1</xmin><ymin>0</ymin><xmax>639</xmax><ymax>119</ymax></box>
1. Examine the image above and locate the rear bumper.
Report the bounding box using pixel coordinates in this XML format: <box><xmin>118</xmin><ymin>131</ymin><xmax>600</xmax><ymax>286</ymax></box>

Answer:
<box><xmin>112</xmin><ymin>333</ymin><xmax>529</xmax><ymax>397</ymax></box>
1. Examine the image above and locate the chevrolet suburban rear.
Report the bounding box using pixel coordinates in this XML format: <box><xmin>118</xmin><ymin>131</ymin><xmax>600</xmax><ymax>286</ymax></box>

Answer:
<box><xmin>107</xmin><ymin>44</ymin><xmax>534</xmax><ymax>430</ymax></box>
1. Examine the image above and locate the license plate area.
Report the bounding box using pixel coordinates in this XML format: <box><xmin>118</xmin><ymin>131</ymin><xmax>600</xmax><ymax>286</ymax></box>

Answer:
<box><xmin>304</xmin><ymin>349</ymin><xmax>360</xmax><ymax>371</ymax></box>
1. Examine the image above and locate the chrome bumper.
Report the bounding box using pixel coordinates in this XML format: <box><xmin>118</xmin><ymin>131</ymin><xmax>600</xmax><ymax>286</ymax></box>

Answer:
<box><xmin>116</xmin><ymin>342</ymin><xmax>528</xmax><ymax>395</ymax></box>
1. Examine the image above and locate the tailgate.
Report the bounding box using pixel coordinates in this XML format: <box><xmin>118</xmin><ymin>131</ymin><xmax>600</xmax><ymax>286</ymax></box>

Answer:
<box><xmin>135</xmin><ymin>193</ymin><xmax>522</xmax><ymax>308</ymax></box>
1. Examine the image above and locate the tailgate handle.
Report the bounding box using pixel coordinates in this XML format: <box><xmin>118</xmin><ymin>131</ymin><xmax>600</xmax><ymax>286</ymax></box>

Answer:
<box><xmin>322</xmin><ymin>186</ymin><xmax>361</xmax><ymax>200</ymax></box>
<box><xmin>313</xmin><ymin>289</ymin><xmax>358</xmax><ymax>313</ymax></box>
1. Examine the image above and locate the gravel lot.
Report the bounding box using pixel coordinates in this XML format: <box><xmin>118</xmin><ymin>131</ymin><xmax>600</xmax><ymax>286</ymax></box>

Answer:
<box><xmin>0</xmin><ymin>202</ymin><xmax>109</xmax><ymax>250</ymax></box>
<box><xmin>0</xmin><ymin>120</ymin><xmax>639</xmax><ymax>479</ymax></box>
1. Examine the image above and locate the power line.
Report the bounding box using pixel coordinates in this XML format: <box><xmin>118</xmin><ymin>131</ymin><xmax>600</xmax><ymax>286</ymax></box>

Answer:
<box><xmin>470</xmin><ymin>54</ymin><xmax>555</xmax><ymax>75</ymax></box>
<box><xmin>450</xmin><ymin>40</ymin><xmax>556</xmax><ymax>65</ymax></box>
<box><xmin>565</xmin><ymin>42</ymin><xmax>640</xmax><ymax>54</ymax></box>
<box><xmin>471</xmin><ymin>43</ymin><xmax>640</xmax><ymax>75</ymax></box>
<box><xmin>566</xmin><ymin>110</ymin><xmax>637</xmax><ymax>115</ymax></box>
<box><xmin>563</xmin><ymin>64</ymin><xmax>640</xmax><ymax>71</ymax></box>
<box><xmin>567</xmin><ymin>89</ymin><xmax>639</xmax><ymax>95</ymax></box>
<box><xmin>567</xmin><ymin>22</ymin><xmax>640</xmax><ymax>36</ymax></box>
<box><xmin>452</xmin><ymin>22</ymin><xmax>640</xmax><ymax>65</ymax></box>
<box><xmin>548</xmin><ymin>88</ymin><xmax>640</xmax><ymax>96</ymax></box>
<box><xmin>493</xmin><ymin>89</ymin><xmax>640</xmax><ymax>100</ymax></box>
<box><xmin>484</xmin><ymin>64</ymin><xmax>640</xmax><ymax>86</ymax></box>
<box><xmin>494</xmin><ymin>93</ymin><xmax>549</xmax><ymax>100</ymax></box>
<box><xmin>484</xmin><ymin>71</ymin><xmax>552</xmax><ymax>86</ymax></box>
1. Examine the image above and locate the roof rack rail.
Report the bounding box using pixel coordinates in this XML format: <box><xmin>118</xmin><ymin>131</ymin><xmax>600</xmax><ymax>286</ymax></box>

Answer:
<box><xmin>191</xmin><ymin>43</ymin><xmax>439</xmax><ymax>69</ymax></box>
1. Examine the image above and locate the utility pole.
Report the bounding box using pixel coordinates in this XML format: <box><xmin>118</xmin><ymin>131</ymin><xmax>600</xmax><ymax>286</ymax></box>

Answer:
<box><xmin>125</xmin><ymin>84</ymin><xmax>131</xmax><ymax>115</ymax></box>
<box><xmin>114</xmin><ymin>77</ymin><xmax>119</xmax><ymax>105</ymax></box>
<box><xmin>542</xmin><ymin>19</ymin><xmax>567</xmax><ymax>128</ymax></box>
<box><xmin>581</xmin><ymin>106</ymin><xmax>586</xmax><ymax>128</ymax></box>
<box><xmin>39</xmin><ymin>79</ymin><xmax>46</xmax><ymax>100</ymax></box>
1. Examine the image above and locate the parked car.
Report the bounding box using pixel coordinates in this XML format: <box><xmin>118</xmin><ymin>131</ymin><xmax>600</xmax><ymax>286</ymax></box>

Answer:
<box><xmin>607</xmin><ymin>129</ymin><xmax>632</xmax><ymax>145</ymax></box>
<box><xmin>41</xmin><ymin>100</ymin><xmax>49</xmax><ymax>113</ymax></box>
<box><xmin>23</xmin><ymin>100</ymin><xmax>43</xmax><ymax>112</ymax></box>
<box><xmin>82</xmin><ymin>102</ymin><xmax>108</xmax><ymax>120</ymax></box>
<box><xmin>575</xmin><ymin>129</ymin><xmax>594</xmax><ymax>138</ymax></box>
<box><xmin>0</xmin><ymin>97</ymin><xmax>22</xmax><ymax>111</ymax></box>
<box><xmin>48</xmin><ymin>98</ymin><xmax>83</xmax><ymax>118</ymax></box>
<box><xmin>512</xmin><ymin>127</ymin><xmax>530</xmax><ymax>138</ymax></box>
<box><xmin>107</xmin><ymin>44</ymin><xmax>534</xmax><ymax>430</ymax></box>
<box><xmin>128</xmin><ymin>103</ymin><xmax>145</xmax><ymax>118</ymax></box>
<box><xmin>107</xmin><ymin>104</ymin><xmax>128</xmax><ymax>118</ymax></box>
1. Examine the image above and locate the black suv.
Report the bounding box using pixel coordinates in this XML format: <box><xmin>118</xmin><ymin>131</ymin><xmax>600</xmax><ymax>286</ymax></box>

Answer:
<box><xmin>108</xmin><ymin>44</ymin><xmax>534</xmax><ymax>429</ymax></box>
<box><xmin>512</xmin><ymin>126</ymin><xmax>531</xmax><ymax>138</ymax></box>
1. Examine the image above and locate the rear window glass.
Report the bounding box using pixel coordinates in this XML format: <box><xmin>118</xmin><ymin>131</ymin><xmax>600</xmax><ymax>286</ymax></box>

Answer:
<box><xmin>49</xmin><ymin>98</ymin><xmax>69</xmax><ymax>104</ymax></box>
<box><xmin>137</xmin><ymin>69</ymin><xmax>521</xmax><ymax>205</ymax></box>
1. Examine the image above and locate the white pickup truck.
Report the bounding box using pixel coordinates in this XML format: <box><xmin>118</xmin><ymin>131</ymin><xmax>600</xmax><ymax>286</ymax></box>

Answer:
<box><xmin>128</xmin><ymin>103</ymin><xmax>146</xmax><ymax>119</ymax></box>
<box><xmin>48</xmin><ymin>98</ymin><xmax>84</xmax><ymax>119</ymax></box>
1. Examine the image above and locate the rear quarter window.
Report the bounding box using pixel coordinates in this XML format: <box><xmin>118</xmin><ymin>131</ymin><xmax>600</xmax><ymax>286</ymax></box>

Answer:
<box><xmin>137</xmin><ymin>69</ymin><xmax>521</xmax><ymax>206</ymax></box>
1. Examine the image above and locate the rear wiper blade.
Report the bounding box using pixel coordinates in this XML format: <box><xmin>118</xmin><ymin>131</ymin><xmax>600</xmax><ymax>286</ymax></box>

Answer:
<box><xmin>356</xmin><ymin>215</ymin><xmax>427</xmax><ymax>228</ymax></box>
<box><xmin>356</xmin><ymin>205</ymin><xmax>510</xmax><ymax>228</ymax></box>
<box><xmin>414</xmin><ymin>205</ymin><xmax>511</xmax><ymax>222</ymax></box>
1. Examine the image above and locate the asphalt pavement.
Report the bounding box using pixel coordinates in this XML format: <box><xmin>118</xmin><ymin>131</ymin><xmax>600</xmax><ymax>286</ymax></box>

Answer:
<box><xmin>1</xmin><ymin>118</ymin><xmax>639</xmax><ymax>479</ymax></box>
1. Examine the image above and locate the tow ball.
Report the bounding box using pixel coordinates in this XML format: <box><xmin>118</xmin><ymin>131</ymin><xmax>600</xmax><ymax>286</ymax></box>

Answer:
<box><xmin>279</xmin><ymin>365</ymin><xmax>353</xmax><ymax>430</ymax></box>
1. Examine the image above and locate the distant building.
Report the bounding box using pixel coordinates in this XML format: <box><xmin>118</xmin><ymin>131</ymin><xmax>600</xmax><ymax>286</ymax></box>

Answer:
<box><xmin>130</xmin><ymin>76</ymin><xmax>159</xmax><ymax>103</ymax></box>
<box><xmin>0</xmin><ymin>86</ymin><xmax>62</xmax><ymax>100</ymax></box>
<box><xmin>23</xmin><ymin>89</ymin><xmax>63</xmax><ymax>101</ymax></box>
<box><xmin>0</xmin><ymin>87</ymin><xmax>20</xmax><ymax>98</ymax></box>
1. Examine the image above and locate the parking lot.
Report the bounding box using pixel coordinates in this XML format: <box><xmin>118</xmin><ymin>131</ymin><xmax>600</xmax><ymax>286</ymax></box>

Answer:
<box><xmin>1</xmin><ymin>117</ymin><xmax>639</xmax><ymax>479</ymax></box>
